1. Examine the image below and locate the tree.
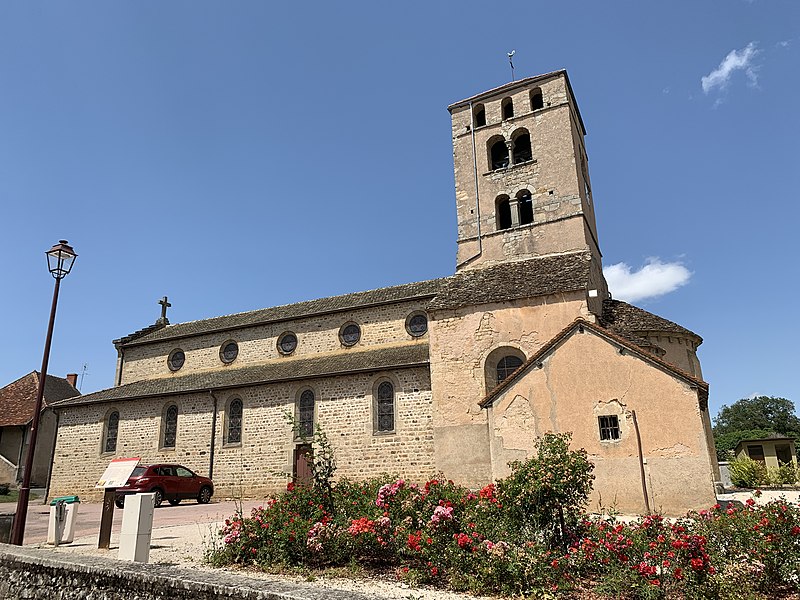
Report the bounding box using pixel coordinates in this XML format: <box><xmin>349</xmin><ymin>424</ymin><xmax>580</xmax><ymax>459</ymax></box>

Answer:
<box><xmin>713</xmin><ymin>396</ymin><xmax>799</xmax><ymax>461</ymax></box>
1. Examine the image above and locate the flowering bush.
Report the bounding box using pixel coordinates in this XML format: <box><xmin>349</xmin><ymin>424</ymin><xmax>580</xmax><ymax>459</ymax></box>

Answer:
<box><xmin>497</xmin><ymin>432</ymin><xmax>594</xmax><ymax>548</ymax></box>
<box><xmin>206</xmin><ymin>439</ymin><xmax>800</xmax><ymax>597</ymax></box>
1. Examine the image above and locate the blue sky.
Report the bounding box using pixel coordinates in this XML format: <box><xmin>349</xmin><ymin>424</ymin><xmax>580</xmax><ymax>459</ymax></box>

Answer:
<box><xmin>1</xmin><ymin>1</ymin><xmax>797</xmax><ymax>420</ymax></box>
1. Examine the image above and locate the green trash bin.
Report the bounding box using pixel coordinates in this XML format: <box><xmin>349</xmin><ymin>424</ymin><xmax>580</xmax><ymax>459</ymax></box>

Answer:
<box><xmin>48</xmin><ymin>495</ymin><xmax>80</xmax><ymax>545</ymax></box>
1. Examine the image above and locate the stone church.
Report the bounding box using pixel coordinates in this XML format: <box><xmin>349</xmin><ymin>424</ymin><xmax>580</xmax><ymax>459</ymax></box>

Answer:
<box><xmin>50</xmin><ymin>70</ymin><xmax>720</xmax><ymax>515</ymax></box>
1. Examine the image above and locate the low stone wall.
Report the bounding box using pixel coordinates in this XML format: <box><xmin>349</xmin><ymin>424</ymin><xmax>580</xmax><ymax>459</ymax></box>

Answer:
<box><xmin>0</xmin><ymin>544</ymin><xmax>376</xmax><ymax>600</ymax></box>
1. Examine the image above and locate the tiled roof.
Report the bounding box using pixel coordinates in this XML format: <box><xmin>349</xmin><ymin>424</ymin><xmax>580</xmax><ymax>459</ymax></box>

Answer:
<box><xmin>51</xmin><ymin>343</ymin><xmax>430</xmax><ymax>408</ymax></box>
<box><xmin>0</xmin><ymin>372</ymin><xmax>80</xmax><ymax>427</ymax></box>
<box><xmin>601</xmin><ymin>299</ymin><xmax>702</xmax><ymax>343</ymax></box>
<box><xmin>479</xmin><ymin>319</ymin><xmax>708</xmax><ymax>409</ymax></box>
<box><xmin>117</xmin><ymin>279</ymin><xmax>447</xmax><ymax>348</ymax></box>
<box><xmin>427</xmin><ymin>253</ymin><xmax>591</xmax><ymax>311</ymax></box>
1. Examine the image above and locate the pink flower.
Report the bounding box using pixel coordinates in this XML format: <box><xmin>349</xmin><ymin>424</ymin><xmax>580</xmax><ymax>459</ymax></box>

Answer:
<box><xmin>431</xmin><ymin>504</ymin><xmax>454</xmax><ymax>525</ymax></box>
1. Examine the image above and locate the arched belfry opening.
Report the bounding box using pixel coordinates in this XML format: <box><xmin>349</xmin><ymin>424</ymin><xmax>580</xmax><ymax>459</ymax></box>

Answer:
<box><xmin>502</xmin><ymin>97</ymin><xmax>514</xmax><ymax>120</ymax></box>
<box><xmin>530</xmin><ymin>88</ymin><xmax>544</xmax><ymax>110</ymax></box>
<box><xmin>496</xmin><ymin>195</ymin><xmax>512</xmax><ymax>230</ymax></box>
<box><xmin>511</xmin><ymin>129</ymin><xmax>532</xmax><ymax>163</ymax></box>
<box><xmin>517</xmin><ymin>189</ymin><xmax>534</xmax><ymax>225</ymax></box>
<box><xmin>488</xmin><ymin>136</ymin><xmax>509</xmax><ymax>170</ymax></box>
<box><xmin>474</xmin><ymin>104</ymin><xmax>486</xmax><ymax>127</ymax></box>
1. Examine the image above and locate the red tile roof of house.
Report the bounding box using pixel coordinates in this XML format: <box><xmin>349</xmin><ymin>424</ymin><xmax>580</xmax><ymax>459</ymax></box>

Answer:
<box><xmin>0</xmin><ymin>372</ymin><xmax>80</xmax><ymax>427</ymax></box>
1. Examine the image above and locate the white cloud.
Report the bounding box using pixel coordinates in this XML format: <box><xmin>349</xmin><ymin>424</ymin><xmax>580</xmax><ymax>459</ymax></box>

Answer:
<box><xmin>604</xmin><ymin>258</ymin><xmax>691</xmax><ymax>303</ymax></box>
<box><xmin>701</xmin><ymin>42</ymin><xmax>760</xmax><ymax>94</ymax></box>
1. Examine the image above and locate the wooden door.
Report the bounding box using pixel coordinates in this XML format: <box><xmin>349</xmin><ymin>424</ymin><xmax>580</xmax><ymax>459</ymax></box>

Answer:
<box><xmin>293</xmin><ymin>444</ymin><xmax>313</xmax><ymax>487</ymax></box>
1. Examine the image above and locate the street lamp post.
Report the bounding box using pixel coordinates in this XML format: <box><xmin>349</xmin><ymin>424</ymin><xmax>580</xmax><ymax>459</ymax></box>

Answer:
<box><xmin>10</xmin><ymin>240</ymin><xmax>77</xmax><ymax>546</ymax></box>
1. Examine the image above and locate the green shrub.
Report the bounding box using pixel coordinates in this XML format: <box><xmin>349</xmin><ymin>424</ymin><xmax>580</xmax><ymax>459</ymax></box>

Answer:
<box><xmin>729</xmin><ymin>456</ymin><xmax>767</xmax><ymax>488</ymax></box>
<box><xmin>0</xmin><ymin>483</ymin><xmax>10</xmax><ymax>496</ymax></box>
<box><xmin>496</xmin><ymin>432</ymin><xmax>594</xmax><ymax>549</ymax></box>
<box><xmin>776</xmin><ymin>462</ymin><xmax>798</xmax><ymax>485</ymax></box>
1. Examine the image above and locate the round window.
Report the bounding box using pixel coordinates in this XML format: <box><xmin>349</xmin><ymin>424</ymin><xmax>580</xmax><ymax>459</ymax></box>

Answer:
<box><xmin>339</xmin><ymin>322</ymin><xmax>361</xmax><ymax>346</ymax></box>
<box><xmin>278</xmin><ymin>332</ymin><xmax>298</xmax><ymax>355</ymax></box>
<box><xmin>406</xmin><ymin>313</ymin><xmax>428</xmax><ymax>337</ymax></box>
<box><xmin>220</xmin><ymin>341</ymin><xmax>239</xmax><ymax>363</ymax></box>
<box><xmin>168</xmin><ymin>349</ymin><xmax>185</xmax><ymax>372</ymax></box>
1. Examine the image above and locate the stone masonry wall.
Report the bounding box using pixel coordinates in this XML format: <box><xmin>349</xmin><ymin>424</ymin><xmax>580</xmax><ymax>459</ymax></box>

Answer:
<box><xmin>0</xmin><ymin>545</ymin><xmax>376</xmax><ymax>599</ymax></box>
<box><xmin>119</xmin><ymin>299</ymin><xmax>431</xmax><ymax>385</ymax></box>
<box><xmin>451</xmin><ymin>73</ymin><xmax>594</xmax><ymax>268</ymax></box>
<box><xmin>50</xmin><ymin>366</ymin><xmax>434</xmax><ymax>501</ymax></box>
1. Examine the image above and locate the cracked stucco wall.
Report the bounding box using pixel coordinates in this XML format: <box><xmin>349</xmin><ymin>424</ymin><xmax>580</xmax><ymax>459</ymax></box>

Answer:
<box><xmin>427</xmin><ymin>292</ymin><xmax>591</xmax><ymax>486</ymax></box>
<box><xmin>485</xmin><ymin>329</ymin><xmax>716</xmax><ymax>516</ymax></box>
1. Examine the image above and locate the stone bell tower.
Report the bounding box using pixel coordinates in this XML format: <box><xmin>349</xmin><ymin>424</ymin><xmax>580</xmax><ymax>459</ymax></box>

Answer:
<box><xmin>448</xmin><ymin>70</ymin><xmax>603</xmax><ymax>276</ymax></box>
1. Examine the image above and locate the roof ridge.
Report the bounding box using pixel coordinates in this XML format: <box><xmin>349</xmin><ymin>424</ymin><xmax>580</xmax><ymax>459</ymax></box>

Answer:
<box><xmin>117</xmin><ymin>276</ymin><xmax>450</xmax><ymax>348</ymax></box>
<box><xmin>159</xmin><ymin>276</ymin><xmax>449</xmax><ymax>331</ymax></box>
<box><xmin>479</xmin><ymin>318</ymin><xmax>708</xmax><ymax>408</ymax></box>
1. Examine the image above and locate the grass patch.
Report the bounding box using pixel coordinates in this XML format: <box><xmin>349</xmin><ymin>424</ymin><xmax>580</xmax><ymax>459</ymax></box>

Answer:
<box><xmin>0</xmin><ymin>490</ymin><xmax>40</xmax><ymax>503</ymax></box>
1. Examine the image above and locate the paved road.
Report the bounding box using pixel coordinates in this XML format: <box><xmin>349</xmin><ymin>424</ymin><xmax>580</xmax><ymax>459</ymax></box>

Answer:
<box><xmin>0</xmin><ymin>497</ymin><xmax>266</xmax><ymax>546</ymax></box>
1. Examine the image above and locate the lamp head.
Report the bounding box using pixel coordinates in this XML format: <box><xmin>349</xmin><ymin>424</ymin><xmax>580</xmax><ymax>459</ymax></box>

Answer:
<box><xmin>46</xmin><ymin>240</ymin><xmax>77</xmax><ymax>279</ymax></box>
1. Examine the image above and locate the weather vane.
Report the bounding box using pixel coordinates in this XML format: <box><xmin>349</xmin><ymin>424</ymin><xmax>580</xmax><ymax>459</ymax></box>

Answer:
<box><xmin>507</xmin><ymin>50</ymin><xmax>516</xmax><ymax>81</ymax></box>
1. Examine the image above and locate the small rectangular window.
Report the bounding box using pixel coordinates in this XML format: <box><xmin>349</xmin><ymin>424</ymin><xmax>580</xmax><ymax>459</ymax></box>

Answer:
<box><xmin>747</xmin><ymin>444</ymin><xmax>765</xmax><ymax>462</ymax></box>
<box><xmin>598</xmin><ymin>415</ymin><xmax>620</xmax><ymax>441</ymax></box>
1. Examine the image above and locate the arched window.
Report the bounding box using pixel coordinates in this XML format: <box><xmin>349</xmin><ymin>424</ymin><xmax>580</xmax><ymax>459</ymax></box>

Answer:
<box><xmin>104</xmin><ymin>410</ymin><xmax>119</xmax><ymax>453</ymax></box>
<box><xmin>517</xmin><ymin>190</ymin><xmax>534</xmax><ymax>225</ymax></box>
<box><xmin>512</xmin><ymin>130</ymin><xmax>532</xmax><ymax>163</ymax></box>
<box><xmin>298</xmin><ymin>389</ymin><xmax>315</xmax><ymax>438</ymax></box>
<box><xmin>375</xmin><ymin>381</ymin><xmax>395</xmax><ymax>433</ymax></box>
<box><xmin>474</xmin><ymin>104</ymin><xmax>486</xmax><ymax>127</ymax></box>
<box><xmin>502</xmin><ymin>97</ymin><xmax>514</xmax><ymax>120</ymax></box>
<box><xmin>162</xmin><ymin>404</ymin><xmax>178</xmax><ymax>448</ymax></box>
<box><xmin>496</xmin><ymin>355</ymin><xmax>524</xmax><ymax>384</ymax></box>
<box><xmin>484</xmin><ymin>347</ymin><xmax>527</xmax><ymax>393</ymax></box>
<box><xmin>496</xmin><ymin>195</ymin><xmax>512</xmax><ymax>230</ymax></box>
<box><xmin>226</xmin><ymin>398</ymin><xmax>243</xmax><ymax>444</ymax></box>
<box><xmin>530</xmin><ymin>88</ymin><xmax>544</xmax><ymax>110</ymax></box>
<box><xmin>489</xmin><ymin>137</ymin><xmax>509</xmax><ymax>170</ymax></box>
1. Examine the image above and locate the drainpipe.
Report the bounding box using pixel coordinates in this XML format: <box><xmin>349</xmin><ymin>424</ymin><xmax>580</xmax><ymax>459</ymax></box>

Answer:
<box><xmin>456</xmin><ymin>101</ymin><xmax>483</xmax><ymax>269</ymax></box>
<box><xmin>115</xmin><ymin>347</ymin><xmax>125</xmax><ymax>386</ymax></box>
<box><xmin>631</xmin><ymin>410</ymin><xmax>651</xmax><ymax>514</ymax></box>
<box><xmin>208</xmin><ymin>391</ymin><xmax>219</xmax><ymax>479</ymax></box>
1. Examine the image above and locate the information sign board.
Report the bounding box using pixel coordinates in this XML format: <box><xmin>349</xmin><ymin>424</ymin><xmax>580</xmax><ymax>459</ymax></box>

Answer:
<box><xmin>95</xmin><ymin>457</ymin><xmax>140</xmax><ymax>489</ymax></box>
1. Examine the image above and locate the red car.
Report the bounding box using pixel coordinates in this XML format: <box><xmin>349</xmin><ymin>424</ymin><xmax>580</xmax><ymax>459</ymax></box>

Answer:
<box><xmin>114</xmin><ymin>464</ymin><xmax>214</xmax><ymax>508</ymax></box>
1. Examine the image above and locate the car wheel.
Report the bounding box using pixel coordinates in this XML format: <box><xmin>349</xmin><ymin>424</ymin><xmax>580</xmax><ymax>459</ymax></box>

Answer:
<box><xmin>152</xmin><ymin>488</ymin><xmax>164</xmax><ymax>508</ymax></box>
<box><xmin>115</xmin><ymin>497</ymin><xmax>125</xmax><ymax>509</ymax></box>
<box><xmin>168</xmin><ymin>498</ymin><xmax>181</xmax><ymax>506</ymax></box>
<box><xmin>197</xmin><ymin>486</ymin><xmax>212</xmax><ymax>504</ymax></box>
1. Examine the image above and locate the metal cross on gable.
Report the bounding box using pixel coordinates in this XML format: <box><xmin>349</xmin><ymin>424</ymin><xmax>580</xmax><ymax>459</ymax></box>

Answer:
<box><xmin>158</xmin><ymin>296</ymin><xmax>171</xmax><ymax>321</ymax></box>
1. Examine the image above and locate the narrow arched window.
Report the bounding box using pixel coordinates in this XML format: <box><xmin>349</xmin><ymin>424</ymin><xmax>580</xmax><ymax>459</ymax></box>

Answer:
<box><xmin>497</xmin><ymin>356</ymin><xmax>524</xmax><ymax>384</ymax></box>
<box><xmin>474</xmin><ymin>104</ymin><xmax>486</xmax><ymax>127</ymax></box>
<box><xmin>517</xmin><ymin>190</ymin><xmax>534</xmax><ymax>225</ymax></box>
<box><xmin>502</xmin><ymin>97</ymin><xmax>514</xmax><ymax>120</ymax></box>
<box><xmin>104</xmin><ymin>411</ymin><xmax>119</xmax><ymax>453</ymax></box>
<box><xmin>490</xmin><ymin>139</ymin><xmax>509</xmax><ymax>170</ymax></box>
<box><xmin>163</xmin><ymin>404</ymin><xmax>178</xmax><ymax>448</ymax></box>
<box><xmin>298</xmin><ymin>390</ymin><xmax>315</xmax><ymax>438</ymax></box>
<box><xmin>226</xmin><ymin>398</ymin><xmax>243</xmax><ymax>444</ymax></box>
<box><xmin>496</xmin><ymin>195</ymin><xmax>512</xmax><ymax>230</ymax></box>
<box><xmin>530</xmin><ymin>88</ymin><xmax>544</xmax><ymax>110</ymax></box>
<box><xmin>512</xmin><ymin>132</ymin><xmax>532</xmax><ymax>163</ymax></box>
<box><xmin>376</xmin><ymin>381</ymin><xmax>395</xmax><ymax>433</ymax></box>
